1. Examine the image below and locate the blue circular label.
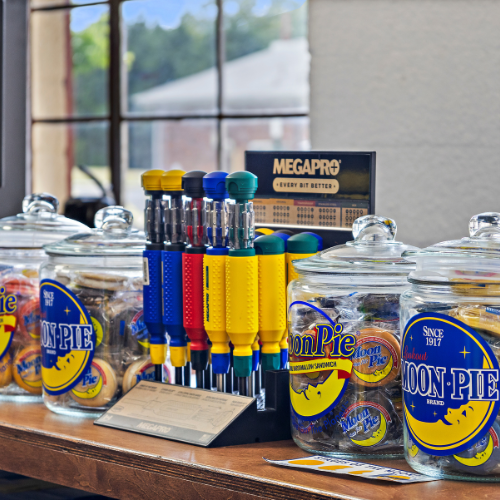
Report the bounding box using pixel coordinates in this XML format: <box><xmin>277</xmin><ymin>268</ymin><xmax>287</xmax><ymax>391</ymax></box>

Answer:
<box><xmin>402</xmin><ymin>312</ymin><xmax>500</xmax><ymax>456</ymax></box>
<box><xmin>40</xmin><ymin>279</ymin><xmax>96</xmax><ymax>395</ymax></box>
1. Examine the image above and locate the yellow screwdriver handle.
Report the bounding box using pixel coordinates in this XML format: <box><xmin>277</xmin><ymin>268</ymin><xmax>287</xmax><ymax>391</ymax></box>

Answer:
<box><xmin>226</xmin><ymin>255</ymin><xmax>258</xmax><ymax>359</ymax></box>
<box><xmin>203</xmin><ymin>253</ymin><xmax>230</xmax><ymax>355</ymax></box>
<box><xmin>286</xmin><ymin>252</ymin><xmax>316</xmax><ymax>284</ymax></box>
<box><xmin>258</xmin><ymin>253</ymin><xmax>286</xmax><ymax>354</ymax></box>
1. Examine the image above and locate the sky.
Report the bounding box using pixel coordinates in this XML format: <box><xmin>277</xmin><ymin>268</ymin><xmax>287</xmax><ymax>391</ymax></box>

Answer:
<box><xmin>70</xmin><ymin>0</ymin><xmax>307</xmax><ymax>32</ymax></box>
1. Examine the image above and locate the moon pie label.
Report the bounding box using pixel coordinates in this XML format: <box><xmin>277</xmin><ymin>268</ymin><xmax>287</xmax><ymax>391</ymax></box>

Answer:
<box><xmin>40</xmin><ymin>280</ymin><xmax>96</xmax><ymax>395</ymax></box>
<box><xmin>0</xmin><ymin>286</ymin><xmax>18</xmax><ymax>361</ymax></box>
<box><xmin>130</xmin><ymin>310</ymin><xmax>149</xmax><ymax>349</ymax></box>
<box><xmin>289</xmin><ymin>301</ymin><xmax>357</xmax><ymax>420</ymax></box>
<box><xmin>71</xmin><ymin>361</ymin><xmax>105</xmax><ymax>400</ymax></box>
<box><xmin>340</xmin><ymin>401</ymin><xmax>391</xmax><ymax>447</ymax></box>
<box><xmin>402</xmin><ymin>312</ymin><xmax>500</xmax><ymax>456</ymax></box>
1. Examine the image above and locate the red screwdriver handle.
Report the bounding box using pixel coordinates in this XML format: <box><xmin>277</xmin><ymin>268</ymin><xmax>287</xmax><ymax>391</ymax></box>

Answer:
<box><xmin>182</xmin><ymin>252</ymin><xmax>208</xmax><ymax>352</ymax></box>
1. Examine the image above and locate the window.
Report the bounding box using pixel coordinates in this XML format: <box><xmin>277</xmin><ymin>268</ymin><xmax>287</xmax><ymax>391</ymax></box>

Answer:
<box><xmin>30</xmin><ymin>0</ymin><xmax>309</xmax><ymax>222</ymax></box>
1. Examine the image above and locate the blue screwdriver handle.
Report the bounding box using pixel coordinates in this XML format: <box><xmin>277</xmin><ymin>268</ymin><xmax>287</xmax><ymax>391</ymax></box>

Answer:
<box><xmin>162</xmin><ymin>250</ymin><xmax>186</xmax><ymax>350</ymax></box>
<box><xmin>143</xmin><ymin>249</ymin><xmax>164</xmax><ymax>343</ymax></box>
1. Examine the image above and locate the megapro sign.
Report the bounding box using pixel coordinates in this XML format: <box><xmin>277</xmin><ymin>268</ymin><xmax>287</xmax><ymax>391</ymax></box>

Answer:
<box><xmin>245</xmin><ymin>151</ymin><xmax>375</xmax><ymax>231</ymax></box>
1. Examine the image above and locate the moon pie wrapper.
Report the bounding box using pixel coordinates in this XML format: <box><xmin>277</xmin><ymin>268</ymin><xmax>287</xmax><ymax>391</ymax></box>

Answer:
<box><xmin>13</xmin><ymin>346</ymin><xmax>42</xmax><ymax>395</ymax></box>
<box><xmin>444</xmin><ymin>420</ymin><xmax>500</xmax><ymax>476</ymax></box>
<box><xmin>19</xmin><ymin>298</ymin><xmax>41</xmax><ymax>342</ymax></box>
<box><xmin>337</xmin><ymin>391</ymin><xmax>402</xmax><ymax>451</ymax></box>
<box><xmin>69</xmin><ymin>358</ymin><xmax>117</xmax><ymax>408</ymax></box>
<box><xmin>0</xmin><ymin>352</ymin><xmax>12</xmax><ymax>388</ymax></box>
<box><xmin>350</xmin><ymin>328</ymin><xmax>400</xmax><ymax>387</ymax></box>
<box><xmin>122</xmin><ymin>358</ymin><xmax>169</xmax><ymax>394</ymax></box>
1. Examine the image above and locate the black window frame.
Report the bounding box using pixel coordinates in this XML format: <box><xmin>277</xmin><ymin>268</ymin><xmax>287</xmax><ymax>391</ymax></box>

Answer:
<box><xmin>30</xmin><ymin>0</ymin><xmax>309</xmax><ymax>205</ymax></box>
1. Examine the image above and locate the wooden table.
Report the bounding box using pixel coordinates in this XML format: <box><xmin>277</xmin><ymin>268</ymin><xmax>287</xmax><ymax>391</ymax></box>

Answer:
<box><xmin>0</xmin><ymin>402</ymin><xmax>497</xmax><ymax>500</ymax></box>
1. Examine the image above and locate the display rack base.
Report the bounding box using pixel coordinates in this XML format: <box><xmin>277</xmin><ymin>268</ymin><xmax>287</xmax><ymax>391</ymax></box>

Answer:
<box><xmin>95</xmin><ymin>369</ymin><xmax>291</xmax><ymax>447</ymax></box>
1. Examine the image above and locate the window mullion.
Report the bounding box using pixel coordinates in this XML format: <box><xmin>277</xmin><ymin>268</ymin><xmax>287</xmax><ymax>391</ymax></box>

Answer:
<box><xmin>216</xmin><ymin>0</ymin><xmax>224</xmax><ymax>171</ymax></box>
<box><xmin>109</xmin><ymin>0</ymin><xmax>121</xmax><ymax>204</ymax></box>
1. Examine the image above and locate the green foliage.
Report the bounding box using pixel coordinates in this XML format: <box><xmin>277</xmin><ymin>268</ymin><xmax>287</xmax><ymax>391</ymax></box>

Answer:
<box><xmin>127</xmin><ymin>0</ymin><xmax>307</xmax><ymax>99</ymax></box>
<box><xmin>71</xmin><ymin>13</ymin><xmax>109</xmax><ymax>116</ymax></box>
<box><xmin>68</xmin><ymin>1</ymin><xmax>307</xmax><ymax>168</ymax></box>
<box><xmin>126</xmin><ymin>12</ymin><xmax>216</xmax><ymax>97</ymax></box>
<box><xmin>225</xmin><ymin>0</ymin><xmax>305</xmax><ymax>62</ymax></box>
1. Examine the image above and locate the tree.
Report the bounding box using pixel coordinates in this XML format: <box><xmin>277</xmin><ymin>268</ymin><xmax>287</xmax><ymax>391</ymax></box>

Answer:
<box><xmin>68</xmin><ymin>1</ymin><xmax>307</xmax><ymax>168</ymax></box>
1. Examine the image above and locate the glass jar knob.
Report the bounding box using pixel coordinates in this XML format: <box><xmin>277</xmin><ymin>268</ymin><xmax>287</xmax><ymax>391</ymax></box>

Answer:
<box><xmin>469</xmin><ymin>212</ymin><xmax>500</xmax><ymax>238</ymax></box>
<box><xmin>94</xmin><ymin>206</ymin><xmax>133</xmax><ymax>233</ymax></box>
<box><xmin>22</xmin><ymin>193</ymin><xmax>59</xmax><ymax>214</ymax></box>
<box><xmin>352</xmin><ymin>215</ymin><xmax>397</xmax><ymax>242</ymax></box>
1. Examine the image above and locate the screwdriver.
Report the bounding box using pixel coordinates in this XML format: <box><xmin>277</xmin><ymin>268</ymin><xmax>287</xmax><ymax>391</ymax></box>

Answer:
<box><xmin>254</xmin><ymin>228</ymin><xmax>274</xmax><ymax>238</ymax></box>
<box><xmin>271</xmin><ymin>231</ymin><xmax>291</xmax><ymax>251</ymax></box>
<box><xmin>141</xmin><ymin>170</ymin><xmax>167</xmax><ymax>382</ymax></box>
<box><xmin>283</xmin><ymin>233</ymin><xmax>319</xmax><ymax>369</ymax></box>
<box><xmin>254</xmin><ymin>235</ymin><xmax>286</xmax><ymax>384</ymax></box>
<box><xmin>271</xmin><ymin>231</ymin><xmax>291</xmax><ymax>370</ymax></box>
<box><xmin>182</xmin><ymin>171</ymin><xmax>209</xmax><ymax>389</ymax></box>
<box><xmin>203</xmin><ymin>171</ymin><xmax>230</xmax><ymax>392</ymax></box>
<box><xmin>161</xmin><ymin>170</ymin><xmax>188</xmax><ymax>386</ymax></box>
<box><xmin>251</xmin><ymin>336</ymin><xmax>260</xmax><ymax>397</ymax></box>
<box><xmin>225</xmin><ymin>172</ymin><xmax>259</xmax><ymax>397</ymax></box>
<box><xmin>301</xmin><ymin>231</ymin><xmax>324</xmax><ymax>251</ymax></box>
<box><xmin>286</xmin><ymin>233</ymin><xmax>319</xmax><ymax>284</ymax></box>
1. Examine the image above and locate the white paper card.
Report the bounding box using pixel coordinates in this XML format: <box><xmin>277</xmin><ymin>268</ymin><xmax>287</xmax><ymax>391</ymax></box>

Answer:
<box><xmin>264</xmin><ymin>455</ymin><xmax>439</xmax><ymax>484</ymax></box>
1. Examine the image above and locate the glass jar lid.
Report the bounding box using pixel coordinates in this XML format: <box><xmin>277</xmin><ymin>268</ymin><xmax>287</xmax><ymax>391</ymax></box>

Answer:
<box><xmin>0</xmin><ymin>193</ymin><xmax>90</xmax><ymax>248</ymax></box>
<box><xmin>43</xmin><ymin>206</ymin><xmax>146</xmax><ymax>257</ymax></box>
<box><xmin>405</xmin><ymin>212</ymin><xmax>500</xmax><ymax>284</ymax></box>
<box><xmin>293</xmin><ymin>215</ymin><xmax>419</xmax><ymax>275</ymax></box>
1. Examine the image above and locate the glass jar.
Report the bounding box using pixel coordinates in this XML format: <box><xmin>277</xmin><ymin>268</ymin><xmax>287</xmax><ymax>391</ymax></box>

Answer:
<box><xmin>288</xmin><ymin>215</ymin><xmax>418</xmax><ymax>458</ymax></box>
<box><xmin>40</xmin><ymin>206</ymin><xmax>171</xmax><ymax>418</ymax></box>
<box><xmin>400</xmin><ymin>212</ymin><xmax>500</xmax><ymax>481</ymax></box>
<box><xmin>0</xmin><ymin>194</ymin><xmax>89</xmax><ymax>402</ymax></box>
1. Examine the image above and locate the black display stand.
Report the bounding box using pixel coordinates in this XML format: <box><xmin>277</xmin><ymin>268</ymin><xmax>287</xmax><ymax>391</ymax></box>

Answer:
<box><xmin>211</xmin><ymin>369</ymin><xmax>291</xmax><ymax>447</ymax></box>
<box><xmin>95</xmin><ymin>370</ymin><xmax>291</xmax><ymax>447</ymax></box>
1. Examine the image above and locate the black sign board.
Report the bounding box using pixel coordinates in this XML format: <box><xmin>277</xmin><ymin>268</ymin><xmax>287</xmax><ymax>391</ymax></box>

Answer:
<box><xmin>245</xmin><ymin>151</ymin><xmax>375</xmax><ymax>233</ymax></box>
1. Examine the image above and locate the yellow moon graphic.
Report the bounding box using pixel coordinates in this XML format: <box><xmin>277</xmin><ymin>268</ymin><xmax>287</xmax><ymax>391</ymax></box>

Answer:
<box><xmin>138</xmin><ymin>339</ymin><xmax>150</xmax><ymax>349</ymax></box>
<box><xmin>350</xmin><ymin>412</ymin><xmax>387</xmax><ymax>447</ymax></box>
<box><xmin>405</xmin><ymin>399</ymin><xmax>493</xmax><ymax>451</ymax></box>
<box><xmin>454</xmin><ymin>435</ymin><xmax>494</xmax><ymax>467</ymax></box>
<box><xmin>408</xmin><ymin>444</ymin><xmax>419</xmax><ymax>458</ymax></box>
<box><xmin>290</xmin><ymin>370</ymin><xmax>347</xmax><ymax>418</ymax></box>
<box><xmin>23</xmin><ymin>378</ymin><xmax>42</xmax><ymax>388</ymax></box>
<box><xmin>71</xmin><ymin>374</ymin><xmax>103</xmax><ymax>399</ymax></box>
<box><xmin>353</xmin><ymin>356</ymin><xmax>393</xmax><ymax>384</ymax></box>
<box><xmin>405</xmin><ymin>357</ymin><xmax>496</xmax><ymax>452</ymax></box>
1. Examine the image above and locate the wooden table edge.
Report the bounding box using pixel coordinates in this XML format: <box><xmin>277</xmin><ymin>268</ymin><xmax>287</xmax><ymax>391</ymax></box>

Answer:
<box><xmin>0</xmin><ymin>418</ymin><xmax>357</xmax><ymax>500</ymax></box>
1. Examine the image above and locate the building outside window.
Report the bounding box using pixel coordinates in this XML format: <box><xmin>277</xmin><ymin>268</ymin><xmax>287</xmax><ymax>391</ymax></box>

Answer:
<box><xmin>30</xmin><ymin>0</ymin><xmax>309</xmax><ymax>224</ymax></box>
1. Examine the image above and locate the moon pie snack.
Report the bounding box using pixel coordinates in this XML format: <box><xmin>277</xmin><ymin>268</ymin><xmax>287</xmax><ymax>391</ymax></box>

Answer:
<box><xmin>13</xmin><ymin>346</ymin><xmax>42</xmax><ymax>395</ymax></box>
<box><xmin>0</xmin><ymin>352</ymin><xmax>12</xmax><ymax>388</ymax></box>
<box><xmin>122</xmin><ymin>357</ymin><xmax>170</xmax><ymax>394</ymax></box>
<box><xmin>400</xmin><ymin>212</ymin><xmax>500</xmax><ymax>481</ymax></box>
<box><xmin>351</xmin><ymin>327</ymin><xmax>401</xmax><ymax>387</ymax></box>
<box><xmin>0</xmin><ymin>194</ymin><xmax>89</xmax><ymax>401</ymax></box>
<box><xmin>69</xmin><ymin>358</ymin><xmax>118</xmax><ymax>408</ymax></box>
<box><xmin>39</xmin><ymin>206</ymin><xmax>159</xmax><ymax>418</ymax></box>
<box><xmin>288</xmin><ymin>215</ymin><xmax>418</xmax><ymax>459</ymax></box>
